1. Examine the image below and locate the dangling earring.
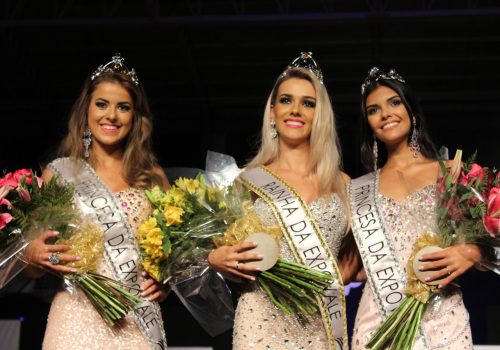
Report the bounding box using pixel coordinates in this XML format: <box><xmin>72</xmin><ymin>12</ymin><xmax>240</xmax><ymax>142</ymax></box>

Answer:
<box><xmin>372</xmin><ymin>136</ymin><xmax>378</xmax><ymax>172</ymax></box>
<box><xmin>409</xmin><ymin>116</ymin><xmax>421</xmax><ymax>158</ymax></box>
<box><xmin>270</xmin><ymin>120</ymin><xmax>278</xmax><ymax>139</ymax></box>
<box><xmin>83</xmin><ymin>125</ymin><xmax>92</xmax><ymax>158</ymax></box>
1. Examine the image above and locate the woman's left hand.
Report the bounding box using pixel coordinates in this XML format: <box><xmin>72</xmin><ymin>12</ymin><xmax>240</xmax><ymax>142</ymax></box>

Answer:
<box><xmin>418</xmin><ymin>244</ymin><xmax>482</xmax><ymax>288</ymax></box>
<box><xmin>140</xmin><ymin>272</ymin><xmax>170</xmax><ymax>302</ymax></box>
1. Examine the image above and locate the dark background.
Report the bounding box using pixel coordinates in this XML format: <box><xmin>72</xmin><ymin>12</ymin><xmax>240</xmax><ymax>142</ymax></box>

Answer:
<box><xmin>1</xmin><ymin>1</ymin><xmax>500</xmax><ymax>349</ymax></box>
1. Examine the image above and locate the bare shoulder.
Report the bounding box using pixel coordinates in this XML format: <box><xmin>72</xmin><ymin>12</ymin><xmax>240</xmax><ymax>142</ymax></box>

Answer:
<box><xmin>153</xmin><ymin>166</ymin><xmax>170</xmax><ymax>189</ymax></box>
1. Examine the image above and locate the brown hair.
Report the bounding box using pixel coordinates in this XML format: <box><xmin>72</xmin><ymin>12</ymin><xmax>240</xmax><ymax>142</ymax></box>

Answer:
<box><xmin>59</xmin><ymin>71</ymin><xmax>164</xmax><ymax>189</ymax></box>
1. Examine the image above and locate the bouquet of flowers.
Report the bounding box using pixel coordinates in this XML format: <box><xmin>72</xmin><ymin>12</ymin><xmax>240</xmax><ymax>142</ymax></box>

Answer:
<box><xmin>367</xmin><ymin>150</ymin><xmax>500</xmax><ymax>350</ymax></box>
<box><xmin>213</xmin><ymin>215</ymin><xmax>334</xmax><ymax>320</ymax></box>
<box><xmin>139</xmin><ymin>152</ymin><xmax>334</xmax><ymax>323</ymax></box>
<box><xmin>138</xmin><ymin>173</ymin><xmax>235</xmax><ymax>283</ymax></box>
<box><xmin>0</xmin><ymin>169</ymin><xmax>142</xmax><ymax>326</ymax></box>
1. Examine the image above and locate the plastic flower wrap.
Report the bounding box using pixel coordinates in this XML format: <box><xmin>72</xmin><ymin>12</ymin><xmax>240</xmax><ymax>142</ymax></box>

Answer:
<box><xmin>367</xmin><ymin>150</ymin><xmax>500</xmax><ymax>350</ymax></box>
<box><xmin>139</xmin><ymin>173</ymin><xmax>238</xmax><ymax>283</ymax></box>
<box><xmin>139</xmin><ymin>158</ymin><xmax>244</xmax><ymax>336</ymax></box>
<box><xmin>0</xmin><ymin>169</ymin><xmax>142</xmax><ymax>326</ymax></box>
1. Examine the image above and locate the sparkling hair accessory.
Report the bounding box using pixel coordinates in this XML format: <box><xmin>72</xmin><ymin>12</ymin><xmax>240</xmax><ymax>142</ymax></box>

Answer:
<box><xmin>281</xmin><ymin>52</ymin><xmax>324</xmax><ymax>84</ymax></box>
<box><xmin>361</xmin><ymin>66</ymin><xmax>405</xmax><ymax>95</ymax></box>
<box><xmin>91</xmin><ymin>53</ymin><xmax>139</xmax><ymax>85</ymax></box>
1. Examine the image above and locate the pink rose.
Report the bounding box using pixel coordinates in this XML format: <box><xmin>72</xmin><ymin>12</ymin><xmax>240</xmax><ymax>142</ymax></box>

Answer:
<box><xmin>0</xmin><ymin>212</ymin><xmax>13</xmax><ymax>230</ymax></box>
<box><xmin>0</xmin><ymin>173</ymin><xmax>18</xmax><ymax>189</ymax></box>
<box><xmin>483</xmin><ymin>187</ymin><xmax>500</xmax><ymax>237</ymax></box>
<box><xmin>460</xmin><ymin>164</ymin><xmax>484</xmax><ymax>186</ymax></box>
<box><xmin>13</xmin><ymin>169</ymin><xmax>33</xmax><ymax>185</ymax></box>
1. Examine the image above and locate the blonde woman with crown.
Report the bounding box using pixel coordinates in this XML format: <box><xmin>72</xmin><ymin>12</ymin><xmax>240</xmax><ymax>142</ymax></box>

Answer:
<box><xmin>208</xmin><ymin>52</ymin><xmax>356</xmax><ymax>350</ymax></box>
<box><xmin>23</xmin><ymin>55</ymin><xmax>169</xmax><ymax>349</ymax></box>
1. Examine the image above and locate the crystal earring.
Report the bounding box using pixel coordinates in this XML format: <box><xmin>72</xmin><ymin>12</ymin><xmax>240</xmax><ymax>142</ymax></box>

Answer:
<box><xmin>83</xmin><ymin>125</ymin><xmax>92</xmax><ymax>158</ymax></box>
<box><xmin>373</xmin><ymin>136</ymin><xmax>378</xmax><ymax>172</ymax></box>
<box><xmin>270</xmin><ymin>120</ymin><xmax>278</xmax><ymax>139</ymax></box>
<box><xmin>409</xmin><ymin>116</ymin><xmax>421</xmax><ymax>158</ymax></box>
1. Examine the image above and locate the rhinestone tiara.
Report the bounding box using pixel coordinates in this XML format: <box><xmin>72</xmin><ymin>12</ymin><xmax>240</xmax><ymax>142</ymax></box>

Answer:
<box><xmin>281</xmin><ymin>52</ymin><xmax>324</xmax><ymax>84</ymax></box>
<box><xmin>90</xmin><ymin>53</ymin><xmax>139</xmax><ymax>85</ymax></box>
<box><xmin>361</xmin><ymin>67</ymin><xmax>405</xmax><ymax>95</ymax></box>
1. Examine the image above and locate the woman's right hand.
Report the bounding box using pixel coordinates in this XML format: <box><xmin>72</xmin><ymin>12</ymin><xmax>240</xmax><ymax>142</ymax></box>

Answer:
<box><xmin>23</xmin><ymin>230</ymin><xmax>79</xmax><ymax>277</ymax></box>
<box><xmin>208</xmin><ymin>241</ymin><xmax>263</xmax><ymax>283</ymax></box>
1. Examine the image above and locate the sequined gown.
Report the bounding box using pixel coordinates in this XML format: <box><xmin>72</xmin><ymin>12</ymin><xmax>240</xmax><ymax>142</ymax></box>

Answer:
<box><xmin>43</xmin><ymin>188</ymin><xmax>158</xmax><ymax>350</ymax></box>
<box><xmin>351</xmin><ymin>183</ymin><xmax>473</xmax><ymax>350</ymax></box>
<box><xmin>233</xmin><ymin>194</ymin><xmax>348</xmax><ymax>350</ymax></box>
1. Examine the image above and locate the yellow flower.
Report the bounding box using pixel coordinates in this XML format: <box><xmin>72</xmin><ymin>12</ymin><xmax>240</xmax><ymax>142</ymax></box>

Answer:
<box><xmin>175</xmin><ymin>178</ymin><xmax>200</xmax><ymax>194</ymax></box>
<box><xmin>141</xmin><ymin>258</ymin><xmax>161</xmax><ymax>282</ymax></box>
<box><xmin>138</xmin><ymin>217</ymin><xmax>166</xmax><ymax>260</ymax></box>
<box><xmin>206</xmin><ymin>188</ymin><xmax>216</xmax><ymax>202</ymax></box>
<box><xmin>163</xmin><ymin>205</ymin><xmax>184</xmax><ymax>226</ymax></box>
<box><xmin>163</xmin><ymin>187</ymin><xmax>186</xmax><ymax>207</ymax></box>
<box><xmin>138</xmin><ymin>217</ymin><xmax>158</xmax><ymax>239</ymax></box>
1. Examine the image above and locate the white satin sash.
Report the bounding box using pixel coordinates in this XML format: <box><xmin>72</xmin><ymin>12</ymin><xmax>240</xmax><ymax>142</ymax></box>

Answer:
<box><xmin>48</xmin><ymin>158</ymin><xmax>167</xmax><ymax>349</ymax></box>
<box><xmin>349</xmin><ymin>172</ymin><xmax>428</xmax><ymax>349</ymax></box>
<box><xmin>240</xmin><ymin>166</ymin><xmax>347</xmax><ymax>350</ymax></box>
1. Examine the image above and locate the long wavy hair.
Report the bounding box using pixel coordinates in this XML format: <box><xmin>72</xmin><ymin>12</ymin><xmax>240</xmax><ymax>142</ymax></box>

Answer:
<box><xmin>360</xmin><ymin>78</ymin><xmax>437</xmax><ymax>172</ymax></box>
<box><xmin>247</xmin><ymin>68</ymin><xmax>348</xmax><ymax>209</ymax></box>
<box><xmin>59</xmin><ymin>71</ymin><xmax>164</xmax><ymax>189</ymax></box>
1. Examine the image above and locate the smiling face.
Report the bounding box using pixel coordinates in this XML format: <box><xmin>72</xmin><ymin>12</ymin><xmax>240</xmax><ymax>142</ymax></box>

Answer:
<box><xmin>365</xmin><ymin>85</ymin><xmax>412</xmax><ymax>147</ymax></box>
<box><xmin>87</xmin><ymin>81</ymin><xmax>134</xmax><ymax>153</ymax></box>
<box><xmin>270</xmin><ymin>77</ymin><xmax>316</xmax><ymax>145</ymax></box>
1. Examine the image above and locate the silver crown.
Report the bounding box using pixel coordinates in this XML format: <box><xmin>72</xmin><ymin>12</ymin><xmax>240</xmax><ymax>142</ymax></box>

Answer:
<box><xmin>282</xmin><ymin>52</ymin><xmax>324</xmax><ymax>84</ymax></box>
<box><xmin>90</xmin><ymin>54</ymin><xmax>139</xmax><ymax>85</ymax></box>
<box><xmin>361</xmin><ymin>67</ymin><xmax>405</xmax><ymax>95</ymax></box>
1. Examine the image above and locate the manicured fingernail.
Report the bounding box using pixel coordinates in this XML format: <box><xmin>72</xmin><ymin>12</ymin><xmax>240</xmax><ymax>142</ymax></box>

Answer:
<box><xmin>142</xmin><ymin>271</ymin><xmax>147</xmax><ymax>276</ymax></box>
<box><xmin>71</xmin><ymin>268</ymin><xmax>77</xmax><ymax>273</ymax></box>
<box><xmin>256</xmin><ymin>254</ymin><xmax>264</xmax><ymax>259</ymax></box>
<box><xmin>418</xmin><ymin>266</ymin><xmax>424</xmax><ymax>271</ymax></box>
<box><xmin>75</xmin><ymin>256</ymin><xmax>80</xmax><ymax>261</ymax></box>
<box><xmin>255</xmin><ymin>267</ymin><xmax>261</xmax><ymax>271</ymax></box>
<box><xmin>438</xmin><ymin>284</ymin><xmax>443</xmax><ymax>289</ymax></box>
<box><xmin>424</xmin><ymin>277</ymin><xmax>430</xmax><ymax>281</ymax></box>
<box><xmin>250</xmin><ymin>276</ymin><xmax>256</xmax><ymax>281</ymax></box>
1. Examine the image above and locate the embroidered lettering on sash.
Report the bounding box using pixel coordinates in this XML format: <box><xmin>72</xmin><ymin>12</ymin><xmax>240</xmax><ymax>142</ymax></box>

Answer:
<box><xmin>48</xmin><ymin>158</ymin><xmax>167</xmax><ymax>349</ymax></box>
<box><xmin>349</xmin><ymin>172</ymin><xmax>429</xmax><ymax>349</ymax></box>
<box><xmin>241</xmin><ymin>166</ymin><xmax>347</xmax><ymax>350</ymax></box>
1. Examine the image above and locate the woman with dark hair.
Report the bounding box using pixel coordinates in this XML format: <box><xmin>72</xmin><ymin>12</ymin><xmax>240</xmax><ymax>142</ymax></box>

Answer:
<box><xmin>24</xmin><ymin>54</ymin><xmax>168</xmax><ymax>349</ymax></box>
<box><xmin>348</xmin><ymin>67</ymin><xmax>480</xmax><ymax>349</ymax></box>
<box><xmin>208</xmin><ymin>52</ymin><xmax>351</xmax><ymax>350</ymax></box>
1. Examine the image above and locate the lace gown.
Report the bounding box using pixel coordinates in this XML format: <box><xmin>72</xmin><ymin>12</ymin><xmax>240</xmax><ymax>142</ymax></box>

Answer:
<box><xmin>233</xmin><ymin>194</ymin><xmax>348</xmax><ymax>350</ymax></box>
<box><xmin>43</xmin><ymin>188</ymin><xmax>159</xmax><ymax>350</ymax></box>
<box><xmin>351</xmin><ymin>184</ymin><xmax>473</xmax><ymax>350</ymax></box>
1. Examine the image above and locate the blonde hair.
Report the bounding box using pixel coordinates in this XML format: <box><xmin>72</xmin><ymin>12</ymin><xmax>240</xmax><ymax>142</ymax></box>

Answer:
<box><xmin>59</xmin><ymin>72</ymin><xmax>164</xmax><ymax>189</ymax></box>
<box><xmin>246</xmin><ymin>68</ymin><xmax>348</xmax><ymax>209</ymax></box>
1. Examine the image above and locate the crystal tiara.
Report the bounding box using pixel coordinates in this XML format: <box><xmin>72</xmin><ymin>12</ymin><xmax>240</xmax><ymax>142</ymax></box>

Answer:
<box><xmin>361</xmin><ymin>66</ymin><xmax>405</xmax><ymax>95</ymax></box>
<box><xmin>90</xmin><ymin>53</ymin><xmax>139</xmax><ymax>85</ymax></box>
<box><xmin>282</xmin><ymin>52</ymin><xmax>324</xmax><ymax>84</ymax></box>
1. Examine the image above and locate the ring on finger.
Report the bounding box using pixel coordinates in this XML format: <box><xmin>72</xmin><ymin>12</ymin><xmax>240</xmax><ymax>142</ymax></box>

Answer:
<box><xmin>235</xmin><ymin>262</ymin><xmax>240</xmax><ymax>270</ymax></box>
<box><xmin>445</xmin><ymin>266</ymin><xmax>451</xmax><ymax>276</ymax></box>
<box><xmin>48</xmin><ymin>252</ymin><xmax>60</xmax><ymax>265</ymax></box>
